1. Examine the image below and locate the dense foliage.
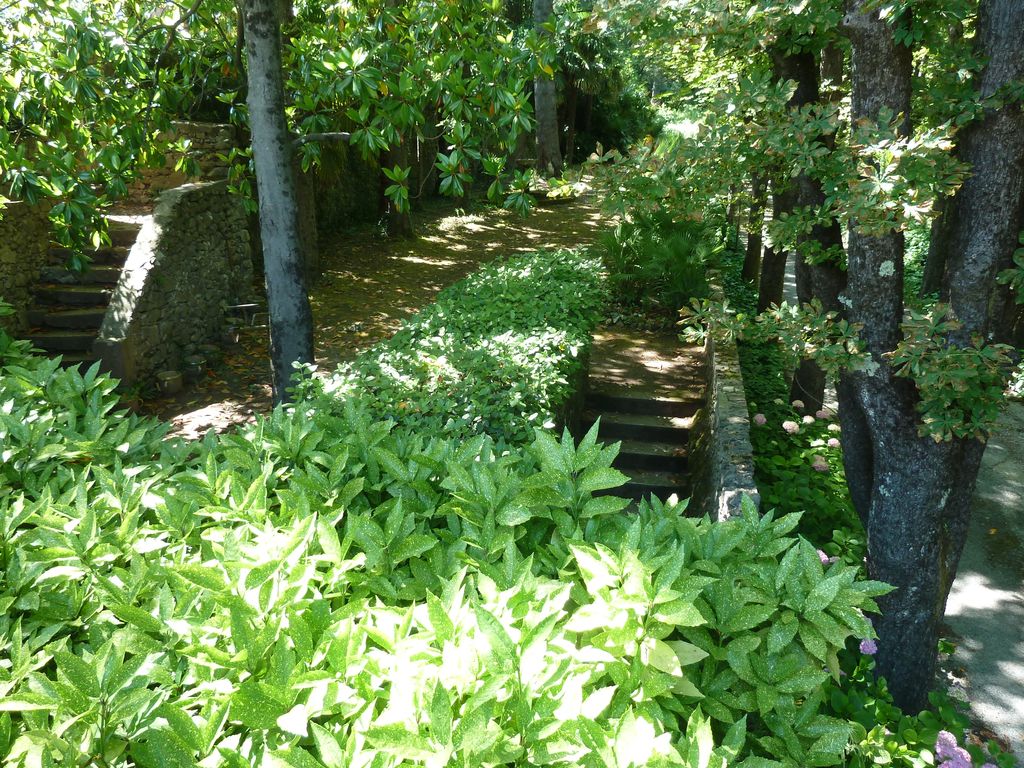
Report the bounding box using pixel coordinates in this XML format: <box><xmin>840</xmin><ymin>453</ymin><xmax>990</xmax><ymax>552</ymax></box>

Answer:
<box><xmin>3</xmin><ymin>268</ymin><xmax>910</xmax><ymax>768</ymax></box>
<box><xmin>601</xmin><ymin>214</ymin><xmax>715</xmax><ymax>318</ymax></box>
<box><xmin>303</xmin><ymin>248</ymin><xmax>606</xmax><ymax>447</ymax></box>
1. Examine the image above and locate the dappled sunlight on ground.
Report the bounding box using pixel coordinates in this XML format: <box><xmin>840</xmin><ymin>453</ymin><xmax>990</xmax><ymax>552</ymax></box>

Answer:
<box><xmin>148</xmin><ymin>191</ymin><xmax>610</xmax><ymax>438</ymax></box>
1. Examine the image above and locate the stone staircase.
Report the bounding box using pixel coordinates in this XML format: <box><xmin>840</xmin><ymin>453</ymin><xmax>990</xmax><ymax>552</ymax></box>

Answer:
<box><xmin>24</xmin><ymin>218</ymin><xmax>142</xmax><ymax>368</ymax></box>
<box><xmin>580</xmin><ymin>326</ymin><xmax>706</xmax><ymax>505</ymax></box>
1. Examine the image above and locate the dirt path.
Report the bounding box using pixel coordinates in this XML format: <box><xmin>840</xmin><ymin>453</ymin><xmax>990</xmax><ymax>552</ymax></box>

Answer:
<box><xmin>146</xmin><ymin>192</ymin><xmax>609</xmax><ymax>439</ymax></box>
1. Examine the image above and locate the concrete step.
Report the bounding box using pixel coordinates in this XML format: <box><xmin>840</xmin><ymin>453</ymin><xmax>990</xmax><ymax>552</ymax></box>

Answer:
<box><xmin>27</xmin><ymin>330</ymin><xmax>98</xmax><ymax>353</ymax></box>
<box><xmin>107</xmin><ymin>220</ymin><xmax>143</xmax><ymax>247</ymax></box>
<box><xmin>34</xmin><ymin>284</ymin><xmax>113</xmax><ymax>306</ymax></box>
<box><xmin>48</xmin><ymin>245</ymin><xmax>130</xmax><ymax>266</ymax></box>
<box><xmin>587</xmin><ymin>391</ymin><xmax>702</xmax><ymax>419</ymax></box>
<box><xmin>614</xmin><ymin>439</ymin><xmax>689</xmax><ymax>473</ymax></box>
<box><xmin>77</xmin><ymin>265</ymin><xmax>122</xmax><ymax>285</ymax></box>
<box><xmin>596</xmin><ymin>468</ymin><xmax>691</xmax><ymax>503</ymax></box>
<box><xmin>582</xmin><ymin>410</ymin><xmax>693</xmax><ymax>445</ymax></box>
<box><xmin>28</xmin><ymin>307</ymin><xmax>107</xmax><ymax>330</ymax></box>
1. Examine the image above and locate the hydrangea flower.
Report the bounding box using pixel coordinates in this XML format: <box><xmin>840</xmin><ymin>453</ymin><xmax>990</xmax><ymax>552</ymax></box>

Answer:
<box><xmin>811</xmin><ymin>455</ymin><xmax>829</xmax><ymax>473</ymax></box>
<box><xmin>753</xmin><ymin>413</ymin><xmax>767</xmax><ymax>426</ymax></box>
<box><xmin>802</xmin><ymin>415</ymin><xmax>816</xmax><ymax>425</ymax></box>
<box><xmin>782</xmin><ymin>420</ymin><xmax>799</xmax><ymax>434</ymax></box>
<box><xmin>827</xmin><ymin>423</ymin><xmax>841</xmax><ymax>433</ymax></box>
<box><xmin>827</xmin><ymin>437</ymin><xmax>841</xmax><ymax>448</ymax></box>
<box><xmin>815</xmin><ymin>409</ymin><xmax>830</xmax><ymax>420</ymax></box>
<box><xmin>935</xmin><ymin>730</ymin><xmax>979</xmax><ymax>768</ymax></box>
<box><xmin>791</xmin><ymin>399</ymin><xmax>805</xmax><ymax>410</ymax></box>
<box><xmin>859</xmin><ymin>638</ymin><xmax>878</xmax><ymax>655</ymax></box>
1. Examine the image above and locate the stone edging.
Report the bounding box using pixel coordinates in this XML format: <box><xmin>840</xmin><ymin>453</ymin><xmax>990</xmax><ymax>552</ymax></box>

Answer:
<box><xmin>688</xmin><ymin>282</ymin><xmax>760</xmax><ymax>520</ymax></box>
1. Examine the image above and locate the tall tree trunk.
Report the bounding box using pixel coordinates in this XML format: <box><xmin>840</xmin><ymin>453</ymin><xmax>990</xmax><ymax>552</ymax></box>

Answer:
<box><xmin>941</xmin><ymin>0</ymin><xmax>1024</xmax><ymax>344</ymax></box>
<box><xmin>919</xmin><ymin>196</ymin><xmax>950</xmax><ymax>295</ymax></box>
<box><xmin>742</xmin><ymin>174</ymin><xmax>767</xmax><ymax>283</ymax></box>
<box><xmin>384</xmin><ymin>133</ymin><xmax>414</xmax><ymax>238</ymax></box>
<box><xmin>838</xmin><ymin>0</ymin><xmax>1023</xmax><ymax>712</ymax></box>
<box><xmin>243</xmin><ymin>0</ymin><xmax>314</xmax><ymax>403</ymax></box>
<box><xmin>757</xmin><ymin>180</ymin><xmax>794</xmax><ymax>312</ymax></box>
<box><xmin>533</xmin><ymin>0</ymin><xmax>562</xmax><ymax>176</ymax></box>
<box><xmin>779</xmin><ymin>46</ymin><xmax>847</xmax><ymax>412</ymax></box>
<box><xmin>563</xmin><ymin>82</ymin><xmax>578</xmax><ymax>165</ymax></box>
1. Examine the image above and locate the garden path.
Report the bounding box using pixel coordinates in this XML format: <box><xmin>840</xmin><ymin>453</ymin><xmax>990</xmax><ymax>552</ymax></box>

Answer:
<box><xmin>147</xmin><ymin>192</ymin><xmax>608</xmax><ymax>439</ymax></box>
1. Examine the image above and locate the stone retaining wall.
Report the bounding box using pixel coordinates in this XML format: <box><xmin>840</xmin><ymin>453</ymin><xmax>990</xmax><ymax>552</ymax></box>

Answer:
<box><xmin>95</xmin><ymin>181</ymin><xmax>253</xmax><ymax>385</ymax></box>
<box><xmin>126</xmin><ymin>121</ymin><xmax>237</xmax><ymax>206</ymax></box>
<box><xmin>0</xmin><ymin>202</ymin><xmax>50</xmax><ymax>334</ymax></box>
<box><xmin>688</xmin><ymin>288</ymin><xmax>760</xmax><ymax>520</ymax></box>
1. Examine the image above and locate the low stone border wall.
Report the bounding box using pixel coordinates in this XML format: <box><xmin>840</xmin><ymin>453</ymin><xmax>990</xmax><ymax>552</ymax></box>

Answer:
<box><xmin>0</xmin><ymin>202</ymin><xmax>50</xmax><ymax>334</ymax></box>
<box><xmin>95</xmin><ymin>181</ymin><xmax>253</xmax><ymax>385</ymax></box>
<box><xmin>688</xmin><ymin>295</ymin><xmax>760</xmax><ymax>520</ymax></box>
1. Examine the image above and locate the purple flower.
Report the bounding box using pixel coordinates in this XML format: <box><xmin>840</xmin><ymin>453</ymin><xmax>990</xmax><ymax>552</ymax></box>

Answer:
<box><xmin>859</xmin><ymin>638</ymin><xmax>878</xmax><ymax>655</ymax></box>
<box><xmin>817</xmin><ymin>549</ymin><xmax>830</xmax><ymax>564</ymax></box>
<box><xmin>815</xmin><ymin>409</ymin><xmax>830</xmax><ymax>420</ymax></box>
<box><xmin>782</xmin><ymin>420</ymin><xmax>799</xmax><ymax>434</ymax></box>
<box><xmin>935</xmin><ymin>731</ymin><xmax>959</xmax><ymax>759</ymax></box>
<box><xmin>827</xmin><ymin>437</ymin><xmax>841</xmax><ymax>449</ymax></box>
<box><xmin>753</xmin><ymin>413</ymin><xmax>767</xmax><ymax>426</ymax></box>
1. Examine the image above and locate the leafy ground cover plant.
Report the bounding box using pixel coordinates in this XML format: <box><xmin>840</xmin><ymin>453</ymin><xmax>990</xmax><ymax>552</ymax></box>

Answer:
<box><xmin>300</xmin><ymin>248</ymin><xmax>607</xmax><ymax>447</ymax></box>
<box><xmin>1</xmin><ymin>274</ymin><xmax>905</xmax><ymax>768</ymax></box>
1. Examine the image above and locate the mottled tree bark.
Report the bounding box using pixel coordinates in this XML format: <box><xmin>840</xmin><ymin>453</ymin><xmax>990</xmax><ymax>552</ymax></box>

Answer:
<box><xmin>757</xmin><ymin>180</ymin><xmax>794</xmax><ymax>312</ymax></box>
<box><xmin>243</xmin><ymin>0</ymin><xmax>314</xmax><ymax>403</ymax></box>
<box><xmin>384</xmin><ymin>133</ymin><xmax>414</xmax><ymax>238</ymax></box>
<box><xmin>742</xmin><ymin>174</ymin><xmax>767</xmax><ymax>284</ymax></box>
<box><xmin>840</xmin><ymin>0</ymin><xmax>1023</xmax><ymax>712</ymax></box>
<box><xmin>941</xmin><ymin>0</ymin><xmax>1024</xmax><ymax>344</ymax></box>
<box><xmin>780</xmin><ymin>47</ymin><xmax>847</xmax><ymax>412</ymax></box>
<box><xmin>533</xmin><ymin>0</ymin><xmax>562</xmax><ymax>176</ymax></box>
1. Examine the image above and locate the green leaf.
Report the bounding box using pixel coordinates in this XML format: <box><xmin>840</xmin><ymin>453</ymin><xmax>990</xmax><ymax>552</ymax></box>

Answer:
<box><xmin>804</xmin><ymin>576</ymin><xmax>842</xmax><ymax>613</ymax></box>
<box><xmin>366</xmin><ymin>724</ymin><xmax>435</xmax><ymax>760</ymax></box>
<box><xmin>54</xmin><ymin>650</ymin><xmax>100</xmax><ymax>699</ymax></box>
<box><xmin>577</xmin><ymin>466</ymin><xmax>629</xmax><ymax>494</ymax></box>
<box><xmin>310</xmin><ymin>723</ymin><xmax>345</xmax><ymax>768</ymax></box>
<box><xmin>430</xmin><ymin>683</ymin><xmax>453</xmax><ymax>745</ymax></box>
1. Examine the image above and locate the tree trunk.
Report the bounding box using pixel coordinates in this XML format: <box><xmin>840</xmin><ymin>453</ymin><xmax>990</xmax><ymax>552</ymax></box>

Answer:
<box><xmin>919</xmin><ymin>196</ymin><xmax>950</xmax><ymax>296</ymax></box>
<box><xmin>779</xmin><ymin>46</ymin><xmax>847</xmax><ymax>412</ymax></box>
<box><xmin>384</xmin><ymin>134</ymin><xmax>414</xmax><ymax>238</ymax></box>
<box><xmin>533</xmin><ymin>0</ymin><xmax>562</xmax><ymax>176</ymax></box>
<box><xmin>563</xmin><ymin>82</ymin><xmax>578</xmax><ymax>166</ymax></box>
<box><xmin>839</xmin><ymin>0</ymin><xmax>1009</xmax><ymax>712</ymax></box>
<box><xmin>242</xmin><ymin>0</ymin><xmax>314</xmax><ymax>404</ymax></box>
<box><xmin>757</xmin><ymin>180</ymin><xmax>794</xmax><ymax>312</ymax></box>
<box><xmin>742</xmin><ymin>174</ymin><xmax>767</xmax><ymax>283</ymax></box>
<box><xmin>940</xmin><ymin>0</ymin><xmax>1024</xmax><ymax>344</ymax></box>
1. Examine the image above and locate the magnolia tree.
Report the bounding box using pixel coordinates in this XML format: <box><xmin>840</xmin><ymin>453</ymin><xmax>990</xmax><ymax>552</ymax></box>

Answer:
<box><xmin>596</xmin><ymin>0</ymin><xmax>1023</xmax><ymax>711</ymax></box>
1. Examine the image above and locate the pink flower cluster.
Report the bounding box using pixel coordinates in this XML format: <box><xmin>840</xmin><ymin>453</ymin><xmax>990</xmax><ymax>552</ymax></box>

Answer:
<box><xmin>753</xmin><ymin>413</ymin><xmax>767</xmax><ymax>426</ymax></box>
<box><xmin>935</xmin><ymin>730</ymin><xmax>996</xmax><ymax>768</ymax></box>
<box><xmin>859</xmin><ymin>638</ymin><xmax>878</xmax><ymax>655</ymax></box>
<box><xmin>817</xmin><ymin>549</ymin><xmax>838</xmax><ymax>565</ymax></box>
<box><xmin>811</xmin><ymin>455</ymin><xmax>829</xmax><ymax>473</ymax></box>
<box><xmin>782</xmin><ymin>420</ymin><xmax>800</xmax><ymax>434</ymax></box>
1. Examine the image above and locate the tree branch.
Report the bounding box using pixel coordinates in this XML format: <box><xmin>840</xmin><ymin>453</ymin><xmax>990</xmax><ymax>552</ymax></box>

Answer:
<box><xmin>292</xmin><ymin>132</ymin><xmax>352</xmax><ymax>147</ymax></box>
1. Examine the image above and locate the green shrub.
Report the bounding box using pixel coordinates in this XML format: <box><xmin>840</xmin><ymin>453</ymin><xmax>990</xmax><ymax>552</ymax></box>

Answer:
<box><xmin>302</xmin><ymin>248</ymin><xmax>607</xmax><ymax>447</ymax></box>
<box><xmin>601</xmin><ymin>214</ymin><xmax>716</xmax><ymax>316</ymax></box>
<box><xmin>2</xmin><ymin>311</ymin><xmax>900</xmax><ymax>768</ymax></box>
